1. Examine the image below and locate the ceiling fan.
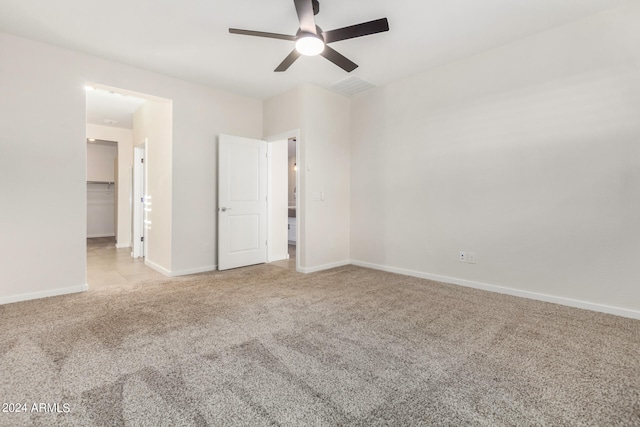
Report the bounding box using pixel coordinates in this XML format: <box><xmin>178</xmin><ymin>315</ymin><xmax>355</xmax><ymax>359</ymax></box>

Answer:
<box><xmin>229</xmin><ymin>0</ymin><xmax>389</xmax><ymax>72</ymax></box>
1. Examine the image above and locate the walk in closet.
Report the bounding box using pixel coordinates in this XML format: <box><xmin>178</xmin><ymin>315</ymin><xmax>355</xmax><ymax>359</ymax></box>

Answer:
<box><xmin>86</xmin><ymin>140</ymin><xmax>118</xmax><ymax>238</ymax></box>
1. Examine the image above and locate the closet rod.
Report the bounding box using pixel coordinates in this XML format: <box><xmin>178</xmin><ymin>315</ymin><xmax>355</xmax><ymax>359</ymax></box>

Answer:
<box><xmin>86</xmin><ymin>181</ymin><xmax>114</xmax><ymax>185</ymax></box>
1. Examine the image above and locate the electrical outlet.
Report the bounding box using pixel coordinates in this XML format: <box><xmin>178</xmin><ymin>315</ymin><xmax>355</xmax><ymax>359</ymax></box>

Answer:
<box><xmin>467</xmin><ymin>252</ymin><xmax>476</xmax><ymax>264</ymax></box>
<box><xmin>203</xmin><ymin>243</ymin><xmax>210</xmax><ymax>253</ymax></box>
<box><xmin>459</xmin><ymin>251</ymin><xmax>466</xmax><ymax>262</ymax></box>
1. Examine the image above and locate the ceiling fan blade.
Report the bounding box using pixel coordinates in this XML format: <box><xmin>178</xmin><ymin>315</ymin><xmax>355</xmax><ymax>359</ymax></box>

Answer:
<box><xmin>229</xmin><ymin>28</ymin><xmax>296</xmax><ymax>41</ymax></box>
<box><xmin>275</xmin><ymin>50</ymin><xmax>302</xmax><ymax>72</ymax></box>
<box><xmin>320</xmin><ymin>46</ymin><xmax>358</xmax><ymax>72</ymax></box>
<box><xmin>323</xmin><ymin>18</ymin><xmax>389</xmax><ymax>44</ymax></box>
<box><xmin>294</xmin><ymin>0</ymin><xmax>317</xmax><ymax>35</ymax></box>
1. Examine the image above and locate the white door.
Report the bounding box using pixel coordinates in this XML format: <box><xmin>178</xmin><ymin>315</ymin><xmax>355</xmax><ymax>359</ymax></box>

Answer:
<box><xmin>218</xmin><ymin>134</ymin><xmax>268</xmax><ymax>270</ymax></box>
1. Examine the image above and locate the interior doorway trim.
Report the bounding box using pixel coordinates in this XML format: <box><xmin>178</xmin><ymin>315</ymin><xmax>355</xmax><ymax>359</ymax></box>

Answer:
<box><xmin>132</xmin><ymin>141</ymin><xmax>146</xmax><ymax>258</ymax></box>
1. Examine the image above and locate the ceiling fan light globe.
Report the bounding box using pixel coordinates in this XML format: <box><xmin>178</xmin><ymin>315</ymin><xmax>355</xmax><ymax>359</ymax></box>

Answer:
<box><xmin>295</xmin><ymin>36</ymin><xmax>325</xmax><ymax>56</ymax></box>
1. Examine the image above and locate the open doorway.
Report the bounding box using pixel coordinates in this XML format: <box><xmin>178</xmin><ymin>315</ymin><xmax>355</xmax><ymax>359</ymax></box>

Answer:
<box><xmin>287</xmin><ymin>137</ymin><xmax>297</xmax><ymax>264</ymax></box>
<box><xmin>86</xmin><ymin>138</ymin><xmax>118</xmax><ymax>243</ymax></box>
<box><xmin>85</xmin><ymin>84</ymin><xmax>145</xmax><ymax>252</ymax></box>
<box><xmin>266</xmin><ymin>131</ymin><xmax>301</xmax><ymax>272</ymax></box>
<box><xmin>218</xmin><ymin>132</ymin><xmax>301</xmax><ymax>272</ymax></box>
<box><xmin>85</xmin><ymin>82</ymin><xmax>172</xmax><ymax>286</ymax></box>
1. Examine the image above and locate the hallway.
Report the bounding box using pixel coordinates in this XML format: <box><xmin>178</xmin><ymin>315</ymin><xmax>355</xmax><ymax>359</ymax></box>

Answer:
<box><xmin>87</xmin><ymin>238</ymin><xmax>297</xmax><ymax>291</ymax></box>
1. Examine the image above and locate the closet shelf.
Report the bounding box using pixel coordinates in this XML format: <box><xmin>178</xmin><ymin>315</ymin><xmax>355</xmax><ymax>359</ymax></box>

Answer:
<box><xmin>87</xmin><ymin>181</ymin><xmax>114</xmax><ymax>189</ymax></box>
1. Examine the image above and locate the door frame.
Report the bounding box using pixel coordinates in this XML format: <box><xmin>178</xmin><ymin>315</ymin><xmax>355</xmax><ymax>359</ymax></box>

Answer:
<box><xmin>266</xmin><ymin>130</ymin><xmax>301</xmax><ymax>273</ymax></box>
<box><xmin>132</xmin><ymin>142</ymin><xmax>146</xmax><ymax>258</ymax></box>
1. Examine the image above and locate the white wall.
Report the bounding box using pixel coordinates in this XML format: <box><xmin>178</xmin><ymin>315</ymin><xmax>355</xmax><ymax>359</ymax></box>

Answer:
<box><xmin>133</xmin><ymin>99</ymin><xmax>173</xmax><ymax>273</ymax></box>
<box><xmin>350</xmin><ymin>3</ymin><xmax>640</xmax><ymax>317</ymax></box>
<box><xmin>268</xmin><ymin>140</ymin><xmax>289</xmax><ymax>262</ymax></box>
<box><xmin>300</xmin><ymin>86</ymin><xmax>350</xmax><ymax>271</ymax></box>
<box><xmin>0</xmin><ymin>32</ymin><xmax>262</xmax><ymax>303</ymax></box>
<box><xmin>86</xmin><ymin>142</ymin><xmax>117</xmax><ymax>182</ymax></box>
<box><xmin>264</xmin><ymin>85</ymin><xmax>350</xmax><ymax>272</ymax></box>
<box><xmin>0</xmin><ymin>34</ymin><xmax>87</xmax><ymax>303</ymax></box>
<box><xmin>86</xmin><ymin>124</ymin><xmax>133</xmax><ymax>247</ymax></box>
<box><xmin>264</xmin><ymin>88</ymin><xmax>302</xmax><ymax>138</ymax></box>
<box><xmin>171</xmin><ymin>83</ymin><xmax>262</xmax><ymax>275</ymax></box>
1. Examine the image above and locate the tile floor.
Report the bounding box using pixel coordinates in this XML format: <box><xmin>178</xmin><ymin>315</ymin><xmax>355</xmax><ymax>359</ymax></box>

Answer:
<box><xmin>86</xmin><ymin>237</ymin><xmax>297</xmax><ymax>291</ymax></box>
<box><xmin>269</xmin><ymin>244</ymin><xmax>297</xmax><ymax>270</ymax></box>
<box><xmin>86</xmin><ymin>237</ymin><xmax>164</xmax><ymax>291</ymax></box>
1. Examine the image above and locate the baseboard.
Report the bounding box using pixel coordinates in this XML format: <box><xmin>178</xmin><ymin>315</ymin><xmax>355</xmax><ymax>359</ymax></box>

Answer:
<box><xmin>0</xmin><ymin>284</ymin><xmax>89</xmax><ymax>305</ymax></box>
<box><xmin>144</xmin><ymin>259</ymin><xmax>171</xmax><ymax>276</ymax></box>
<box><xmin>267</xmin><ymin>254</ymin><xmax>289</xmax><ymax>263</ymax></box>
<box><xmin>116</xmin><ymin>243</ymin><xmax>131</xmax><ymax>249</ymax></box>
<box><xmin>87</xmin><ymin>233</ymin><xmax>116</xmax><ymax>238</ymax></box>
<box><xmin>168</xmin><ymin>265</ymin><xmax>218</xmax><ymax>277</ymax></box>
<box><xmin>143</xmin><ymin>260</ymin><xmax>218</xmax><ymax>277</ymax></box>
<box><xmin>299</xmin><ymin>260</ymin><xmax>351</xmax><ymax>274</ymax></box>
<box><xmin>350</xmin><ymin>260</ymin><xmax>640</xmax><ymax>320</ymax></box>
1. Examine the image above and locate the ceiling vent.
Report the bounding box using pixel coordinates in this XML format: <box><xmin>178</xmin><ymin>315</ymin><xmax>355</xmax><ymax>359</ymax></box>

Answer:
<box><xmin>329</xmin><ymin>76</ymin><xmax>376</xmax><ymax>97</ymax></box>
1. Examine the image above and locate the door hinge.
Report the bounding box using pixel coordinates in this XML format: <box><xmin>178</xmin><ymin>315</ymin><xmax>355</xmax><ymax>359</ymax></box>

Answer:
<box><xmin>265</xmin><ymin>240</ymin><xmax>268</xmax><ymax>246</ymax></box>
<box><xmin>141</xmin><ymin>237</ymin><xmax>144</xmax><ymax>242</ymax></box>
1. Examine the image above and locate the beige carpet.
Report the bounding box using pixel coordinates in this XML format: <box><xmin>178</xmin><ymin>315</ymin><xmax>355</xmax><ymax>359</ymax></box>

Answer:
<box><xmin>1</xmin><ymin>264</ymin><xmax>639</xmax><ymax>426</ymax></box>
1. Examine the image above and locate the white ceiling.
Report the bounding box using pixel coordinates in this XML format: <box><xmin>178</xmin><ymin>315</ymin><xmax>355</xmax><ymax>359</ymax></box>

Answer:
<box><xmin>0</xmin><ymin>0</ymin><xmax>628</xmax><ymax>101</ymax></box>
<box><xmin>85</xmin><ymin>88</ymin><xmax>147</xmax><ymax>129</ymax></box>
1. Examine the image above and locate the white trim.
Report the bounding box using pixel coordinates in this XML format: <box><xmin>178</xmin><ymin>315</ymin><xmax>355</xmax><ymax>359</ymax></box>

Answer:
<box><xmin>132</xmin><ymin>145</ymin><xmax>145</xmax><ymax>258</ymax></box>
<box><xmin>267</xmin><ymin>143</ymin><xmax>273</xmax><ymax>262</ymax></box>
<box><xmin>350</xmin><ymin>260</ymin><xmax>640</xmax><ymax>320</ymax></box>
<box><xmin>300</xmin><ymin>260</ymin><xmax>351</xmax><ymax>274</ymax></box>
<box><xmin>0</xmin><ymin>284</ymin><xmax>89</xmax><ymax>305</ymax></box>
<box><xmin>87</xmin><ymin>233</ymin><xmax>116</xmax><ymax>238</ymax></box>
<box><xmin>294</xmin><ymin>135</ymin><xmax>300</xmax><ymax>275</ymax></box>
<box><xmin>265</xmin><ymin>130</ymin><xmax>299</xmax><ymax>143</ymax></box>
<box><xmin>116</xmin><ymin>242</ymin><xmax>131</xmax><ymax>249</ymax></box>
<box><xmin>169</xmin><ymin>265</ymin><xmax>218</xmax><ymax>277</ymax></box>
<box><xmin>143</xmin><ymin>260</ymin><xmax>218</xmax><ymax>277</ymax></box>
<box><xmin>144</xmin><ymin>259</ymin><xmax>171</xmax><ymax>276</ymax></box>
